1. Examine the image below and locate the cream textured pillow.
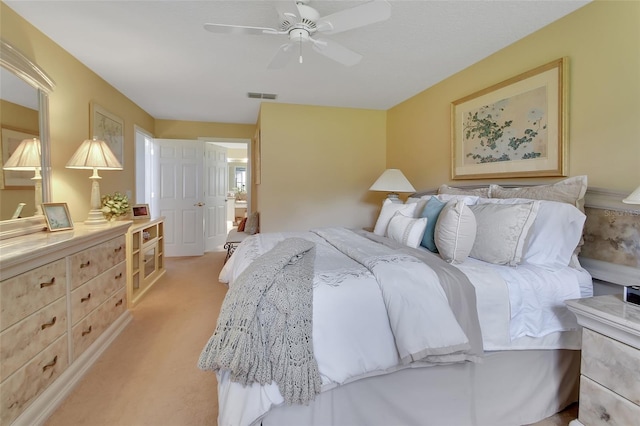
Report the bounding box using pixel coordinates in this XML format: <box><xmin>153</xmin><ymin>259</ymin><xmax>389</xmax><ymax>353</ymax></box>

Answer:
<box><xmin>373</xmin><ymin>199</ymin><xmax>418</xmax><ymax>236</ymax></box>
<box><xmin>245</xmin><ymin>212</ymin><xmax>259</xmax><ymax>235</ymax></box>
<box><xmin>386</xmin><ymin>212</ymin><xmax>428</xmax><ymax>248</ymax></box>
<box><xmin>438</xmin><ymin>184</ymin><xmax>490</xmax><ymax>198</ymax></box>
<box><xmin>489</xmin><ymin>176</ymin><xmax>587</xmax><ymax>211</ymax></box>
<box><xmin>476</xmin><ymin>197</ymin><xmax>586</xmax><ymax>270</ymax></box>
<box><xmin>434</xmin><ymin>200</ymin><xmax>477</xmax><ymax>264</ymax></box>
<box><xmin>468</xmin><ymin>202</ymin><xmax>539</xmax><ymax>266</ymax></box>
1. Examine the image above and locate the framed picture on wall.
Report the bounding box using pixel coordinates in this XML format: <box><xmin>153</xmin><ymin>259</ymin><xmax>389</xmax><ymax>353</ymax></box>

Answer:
<box><xmin>90</xmin><ymin>102</ymin><xmax>124</xmax><ymax>166</ymax></box>
<box><xmin>451</xmin><ymin>57</ymin><xmax>567</xmax><ymax>179</ymax></box>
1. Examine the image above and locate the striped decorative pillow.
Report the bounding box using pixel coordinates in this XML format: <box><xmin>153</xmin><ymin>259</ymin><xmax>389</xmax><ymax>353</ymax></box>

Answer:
<box><xmin>386</xmin><ymin>212</ymin><xmax>428</xmax><ymax>248</ymax></box>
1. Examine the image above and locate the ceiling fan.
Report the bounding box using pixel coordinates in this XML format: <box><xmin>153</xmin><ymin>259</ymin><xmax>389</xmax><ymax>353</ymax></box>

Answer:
<box><xmin>204</xmin><ymin>1</ymin><xmax>391</xmax><ymax>69</ymax></box>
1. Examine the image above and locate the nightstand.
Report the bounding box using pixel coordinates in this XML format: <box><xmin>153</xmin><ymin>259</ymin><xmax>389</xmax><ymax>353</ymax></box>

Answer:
<box><xmin>565</xmin><ymin>295</ymin><xmax>640</xmax><ymax>425</ymax></box>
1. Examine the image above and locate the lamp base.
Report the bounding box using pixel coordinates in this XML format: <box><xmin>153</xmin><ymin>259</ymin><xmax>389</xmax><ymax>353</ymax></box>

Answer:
<box><xmin>85</xmin><ymin>209</ymin><xmax>108</xmax><ymax>225</ymax></box>
<box><xmin>386</xmin><ymin>193</ymin><xmax>402</xmax><ymax>204</ymax></box>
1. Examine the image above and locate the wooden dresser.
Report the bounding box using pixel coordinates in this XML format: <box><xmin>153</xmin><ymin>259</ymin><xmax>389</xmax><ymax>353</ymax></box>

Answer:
<box><xmin>0</xmin><ymin>221</ymin><xmax>132</xmax><ymax>425</ymax></box>
<box><xmin>566</xmin><ymin>295</ymin><xmax>640</xmax><ymax>426</ymax></box>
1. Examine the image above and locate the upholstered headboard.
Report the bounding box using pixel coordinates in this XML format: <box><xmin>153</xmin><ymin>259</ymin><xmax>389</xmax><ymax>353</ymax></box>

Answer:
<box><xmin>411</xmin><ymin>184</ymin><xmax>640</xmax><ymax>287</ymax></box>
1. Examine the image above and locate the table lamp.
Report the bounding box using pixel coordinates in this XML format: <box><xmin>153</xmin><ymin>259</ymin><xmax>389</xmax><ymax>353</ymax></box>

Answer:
<box><xmin>2</xmin><ymin>137</ymin><xmax>43</xmax><ymax>216</ymax></box>
<box><xmin>66</xmin><ymin>138</ymin><xmax>122</xmax><ymax>225</ymax></box>
<box><xmin>369</xmin><ymin>169</ymin><xmax>416</xmax><ymax>203</ymax></box>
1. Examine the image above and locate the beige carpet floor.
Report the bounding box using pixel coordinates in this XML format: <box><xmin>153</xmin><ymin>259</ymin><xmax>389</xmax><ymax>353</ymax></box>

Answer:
<box><xmin>44</xmin><ymin>250</ymin><xmax>577</xmax><ymax>426</ymax></box>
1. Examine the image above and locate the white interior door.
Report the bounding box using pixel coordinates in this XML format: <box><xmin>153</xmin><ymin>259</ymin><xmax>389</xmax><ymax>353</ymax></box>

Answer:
<box><xmin>204</xmin><ymin>143</ymin><xmax>228</xmax><ymax>251</ymax></box>
<box><xmin>155</xmin><ymin>139</ymin><xmax>204</xmax><ymax>257</ymax></box>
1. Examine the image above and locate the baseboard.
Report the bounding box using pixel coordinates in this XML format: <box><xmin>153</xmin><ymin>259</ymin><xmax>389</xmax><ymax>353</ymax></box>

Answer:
<box><xmin>11</xmin><ymin>311</ymin><xmax>132</xmax><ymax>426</ymax></box>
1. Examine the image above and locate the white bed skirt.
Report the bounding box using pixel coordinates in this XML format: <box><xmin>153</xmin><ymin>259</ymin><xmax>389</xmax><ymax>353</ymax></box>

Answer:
<box><xmin>260</xmin><ymin>349</ymin><xmax>580</xmax><ymax>426</ymax></box>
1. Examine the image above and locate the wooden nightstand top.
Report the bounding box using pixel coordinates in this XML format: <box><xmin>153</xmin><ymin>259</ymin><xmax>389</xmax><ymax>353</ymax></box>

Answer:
<box><xmin>566</xmin><ymin>294</ymin><xmax>640</xmax><ymax>350</ymax></box>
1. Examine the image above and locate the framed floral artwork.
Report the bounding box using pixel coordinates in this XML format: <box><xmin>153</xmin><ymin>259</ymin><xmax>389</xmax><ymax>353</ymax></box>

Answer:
<box><xmin>90</xmin><ymin>102</ymin><xmax>124</xmax><ymax>166</ymax></box>
<box><xmin>451</xmin><ymin>58</ymin><xmax>567</xmax><ymax>179</ymax></box>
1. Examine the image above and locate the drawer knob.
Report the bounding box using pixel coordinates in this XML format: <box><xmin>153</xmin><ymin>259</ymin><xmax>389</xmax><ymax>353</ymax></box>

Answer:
<box><xmin>115</xmin><ymin>272</ymin><xmax>123</xmax><ymax>279</ymax></box>
<box><xmin>115</xmin><ymin>299</ymin><xmax>123</xmax><ymax>307</ymax></box>
<box><xmin>41</xmin><ymin>316</ymin><xmax>57</xmax><ymax>330</ymax></box>
<box><xmin>80</xmin><ymin>260</ymin><xmax>91</xmax><ymax>269</ymax></box>
<box><xmin>40</xmin><ymin>277</ymin><xmax>56</xmax><ymax>288</ymax></box>
<box><xmin>114</xmin><ymin>246</ymin><xmax>123</xmax><ymax>253</ymax></box>
<box><xmin>42</xmin><ymin>355</ymin><xmax>58</xmax><ymax>372</ymax></box>
<box><xmin>82</xmin><ymin>325</ymin><xmax>92</xmax><ymax>336</ymax></box>
<box><xmin>81</xmin><ymin>293</ymin><xmax>92</xmax><ymax>303</ymax></box>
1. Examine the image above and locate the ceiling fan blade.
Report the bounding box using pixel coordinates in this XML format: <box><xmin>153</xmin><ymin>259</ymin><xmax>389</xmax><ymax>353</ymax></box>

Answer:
<box><xmin>274</xmin><ymin>1</ymin><xmax>300</xmax><ymax>23</ymax></box>
<box><xmin>204</xmin><ymin>23</ymin><xmax>280</xmax><ymax>36</ymax></box>
<box><xmin>316</xmin><ymin>1</ymin><xmax>391</xmax><ymax>35</ymax></box>
<box><xmin>267</xmin><ymin>43</ymin><xmax>296</xmax><ymax>69</ymax></box>
<box><xmin>312</xmin><ymin>38</ymin><xmax>362</xmax><ymax>67</ymax></box>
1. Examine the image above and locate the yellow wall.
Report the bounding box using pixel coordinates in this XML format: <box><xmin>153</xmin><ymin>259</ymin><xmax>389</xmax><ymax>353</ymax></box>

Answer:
<box><xmin>1</xmin><ymin>3</ymin><xmax>155</xmax><ymax>222</ymax></box>
<box><xmin>258</xmin><ymin>103</ymin><xmax>386</xmax><ymax>232</ymax></box>
<box><xmin>155</xmin><ymin>119</ymin><xmax>254</xmax><ymax>140</ymax></box>
<box><xmin>4</xmin><ymin>0</ymin><xmax>638</xmax><ymax>231</ymax></box>
<box><xmin>388</xmin><ymin>0</ymin><xmax>640</xmax><ymax>195</ymax></box>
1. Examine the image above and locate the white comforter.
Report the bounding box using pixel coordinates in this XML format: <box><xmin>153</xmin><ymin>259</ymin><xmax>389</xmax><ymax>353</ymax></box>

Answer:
<box><xmin>214</xmin><ymin>228</ymin><xmax>589</xmax><ymax>426</ymax></box>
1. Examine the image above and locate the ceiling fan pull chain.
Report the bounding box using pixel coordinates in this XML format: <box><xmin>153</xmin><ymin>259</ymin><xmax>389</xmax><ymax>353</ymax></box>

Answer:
<box><xmin>299</xmin><ymin>33</ymin><xmax>303</xmax><ymax>64</ymax></box>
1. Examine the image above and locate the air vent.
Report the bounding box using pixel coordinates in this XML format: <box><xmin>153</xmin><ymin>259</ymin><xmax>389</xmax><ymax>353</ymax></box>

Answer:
<box><xmin>248</xmin><ymin>92</ymin><xmax>277</xmax><ymax>100</ymax></box>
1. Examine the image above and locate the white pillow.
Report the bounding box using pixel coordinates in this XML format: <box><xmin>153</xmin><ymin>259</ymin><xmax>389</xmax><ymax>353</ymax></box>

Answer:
<box><xmin>373</xmin><ymin>199</ymin><xmax>418</xmax><ymax>236</ymax></box>
<box><xmin>477</xmin><ymin>197</ymin><xmax>586</xmax><ymax>270</ymax></box>
<box><xmin>418</xmin><ymin>193</ymin><xmax>480</xmax><ymax>205</ymax></box>
<box><xmin>386</xmin><ymin>212</ymin><xmax>428</xmax><ymax>248</ymax></box>
<box><xmin>468</xmin><ymin>202</ymin><xmax>539</xmax><ymax>266</ymax></box>
<box><xmin>434</xmin><ymin>200</ymin><xmax>477</xmax><ymax>264</ymax></box>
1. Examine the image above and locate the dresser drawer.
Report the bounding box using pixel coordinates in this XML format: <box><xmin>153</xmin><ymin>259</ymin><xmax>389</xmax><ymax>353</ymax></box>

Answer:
<box><xmin>69</xmin><ymin>235</ymin><xmax>126</xmax><ymax>289</ymax></box>
<box><xmin>0</xmin><ymin>297</ymin><xmax>67</xmax><ymax>382</ymax></box>
<box><xmin>0</xmin><ymin>335</ymin><xmax>68</xmax><ymax>425</ymax></box>
<box><xmin>582</xmin><ymin>328</ymin><xmax>640</xmax><ymax>404</ymax></box>
<box><xmin>0</xmin><ymin>259</ymin><xmax>66</xmax><ymax>331</ymax></box>
<box><xmin>72</xmin><ymin>287</ymin><xmax>127</xmax><ymax>359</ymax></box>
<box><xmin>579</xmin><ymin>375</ymin><xmax>640</xmax><ymax>426</ymax></box>
<box><xmin>71</xmin><ymin>261</ymin><xmax>126</xmax><ymax>324</ymax></box>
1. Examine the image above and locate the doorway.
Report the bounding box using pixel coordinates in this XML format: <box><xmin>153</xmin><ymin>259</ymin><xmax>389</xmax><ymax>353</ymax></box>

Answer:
<box><xmin>135</xmin><ymin>131</ymin><xmax>250</xmax><ymax>255</ymax></box>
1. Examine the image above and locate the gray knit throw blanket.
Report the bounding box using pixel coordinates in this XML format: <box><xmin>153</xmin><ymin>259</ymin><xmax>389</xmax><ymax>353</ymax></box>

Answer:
<box><xmin>198</xmin><ymin>237</ymin><xmax>321</xmax><ymax>405</ymax></box>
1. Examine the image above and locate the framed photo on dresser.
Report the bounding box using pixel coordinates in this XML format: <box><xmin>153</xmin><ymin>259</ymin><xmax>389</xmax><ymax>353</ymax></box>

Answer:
<box><xmin>42</xmin><ymin>203</ymin><xmax>73</xmax><ymax>231</ymax></box>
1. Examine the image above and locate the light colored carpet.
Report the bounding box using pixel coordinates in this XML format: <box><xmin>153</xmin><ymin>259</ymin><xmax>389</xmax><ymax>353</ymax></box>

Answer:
<box><xmin>44</xmin><ymin>250</ymin><xmax>577</xmax><ymax>426</ymax></box>
<box><xmin>45</xmin><ymin>251</ymin><xmax>228</xmax><ymax>426</ymax></box>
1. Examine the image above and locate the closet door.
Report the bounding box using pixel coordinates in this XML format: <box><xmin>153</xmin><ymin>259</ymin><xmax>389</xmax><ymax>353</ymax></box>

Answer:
<box><xmin>155</xmin><ymin>139</ymin><xmax>204</xmax><ymax>257</ymax></box>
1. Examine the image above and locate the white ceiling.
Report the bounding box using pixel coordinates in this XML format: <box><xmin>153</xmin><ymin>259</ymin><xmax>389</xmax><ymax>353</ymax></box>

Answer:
<box><xmin>4</xmin><ymin>0</ymin><xmax>590</xmax><ymax>125</ymax></box>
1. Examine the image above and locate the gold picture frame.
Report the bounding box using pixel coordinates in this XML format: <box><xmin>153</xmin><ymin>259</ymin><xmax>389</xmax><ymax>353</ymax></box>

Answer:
<box><xmin>1</xmin><ymin>127</ymin><xmax>39</xmax><ymax>189</ymax></box>
<box><xmin>451</xmin><ymin>58</ymin><xmax>567</xmax><ymax>180</ymax></box>
<box><xmin>90</xmin><ymin>102</ymin><xmax>124</xmax><ymax>166</ymax></box>
<box><xmin>42</xmin><ymin>202</ymin><xmax>74</xmax><ymax>232</ymax></box>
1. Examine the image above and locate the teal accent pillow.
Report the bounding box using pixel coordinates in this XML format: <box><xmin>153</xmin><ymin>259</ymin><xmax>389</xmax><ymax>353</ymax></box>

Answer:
<box><xmin>420</xmin><ymin>197</ymin><xmax>446</xmax><ymax>252</ymax></box>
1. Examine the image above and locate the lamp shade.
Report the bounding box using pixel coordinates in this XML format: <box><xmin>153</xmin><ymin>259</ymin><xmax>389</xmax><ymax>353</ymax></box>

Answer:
<box><xmin>66</xmin><ymin>138</ymin><xmax>122</xmax><ymax>170</ymax></box>
<box><xmin>3</xmin><ymin>138</ymin><xmax>41</xmax><ymax>170</ymax></box>
<box><xmin>369</xmin><ymin>169</ymin><xmax>416</xmax><ymax>193</ymax></box>
<box><xmin>623</xmin><ymin>185</ymin><xmax>640</xmax><ymax>204</ymax></box>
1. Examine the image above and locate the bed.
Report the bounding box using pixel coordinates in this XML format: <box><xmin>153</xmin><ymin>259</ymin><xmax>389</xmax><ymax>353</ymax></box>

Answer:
<box><xmin>200</xmin><ymin>176</ymin><xmax>595</xmax><ymax>426</ymax></box>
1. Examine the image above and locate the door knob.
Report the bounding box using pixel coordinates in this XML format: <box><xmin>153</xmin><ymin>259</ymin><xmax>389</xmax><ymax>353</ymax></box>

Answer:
<box><xmin>194</xmin><ymin>202</ymin><xmax>205</xmax><ymax>207</ymax></box>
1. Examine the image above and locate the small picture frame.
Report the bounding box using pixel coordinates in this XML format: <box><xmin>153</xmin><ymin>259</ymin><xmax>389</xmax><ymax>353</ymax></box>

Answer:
<box><xmin>42</xmin><ymin>203</ymin><xmax>74</xmax><ymax>232</ymax></box>
<box><xmin>132</xmin><ymin>204</ymin><xmax>150</xmax><ymax>220</ymax></box>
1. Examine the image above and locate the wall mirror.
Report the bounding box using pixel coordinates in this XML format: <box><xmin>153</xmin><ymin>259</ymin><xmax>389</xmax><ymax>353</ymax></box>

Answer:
<box><xmin>0</xmin><ymin>39</ymin><xmax>55</xmax><ymax>238</ymax></box>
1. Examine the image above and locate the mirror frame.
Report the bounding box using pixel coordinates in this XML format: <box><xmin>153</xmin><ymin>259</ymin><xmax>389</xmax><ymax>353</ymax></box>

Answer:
<box><xmin>0</xmin><ymin>39</ymin><xmax>55</xmax><ymax>239</ymax></box>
